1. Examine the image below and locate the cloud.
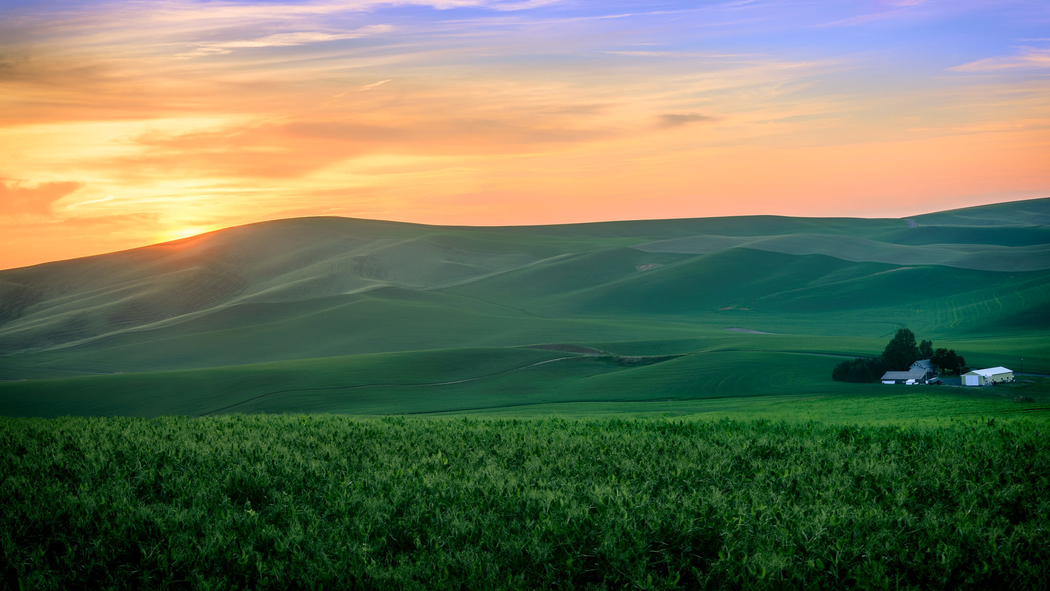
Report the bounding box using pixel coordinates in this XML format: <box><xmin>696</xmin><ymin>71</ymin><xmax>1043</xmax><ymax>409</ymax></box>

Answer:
<box><xmin>84</xmin><ymin>111</ymin><xmax>613</xmax><ymax>187</ymax></box>
<box><xmin>66</xmin><ymin>195</ymin><xmax>114</xmax><ymax>210</ymax></box>
<box><xmin>405</xmin><ymin>0</ymin><xmax>564</xmax><ymax>10</ymax></box>
<box><xmin>949</xmin><ymin>48</ymin><xmax>1050</xmax><ymax>72</ymax></box>
<box><xmin>605</xmin><ymin>50</ymin><xmax>746</xmax><ymax>58</ymax></box>
<box><xmin>179</xmin><ymin>25</ymin><xmax>393</xmax><ymax>57</ymax></box>
<box><xmin>150</xmin><ymin>0</ymin><xmax>563</xmax><ymax>25</ymax></box>
<box><xmin>812</xmin><ymin>0</ymin><xmax>939</xmax><ymax>29</ymax></box>
<box><xmin>658</xmin><ymin>113</ymin><xmax>717</xmax><ymax>128</ymax></box>
<box><xmin>108</xmin><ymin>124</ymin><xmax>361</xmax><ymax>180</ymax></box>
<box><xmin>359</xmin><ymin>79</ymin><xmax>392</xmax><ymax>91</ymax></box>
<box><xmin>815</xmin><ymin>8</ymin><xmax>911</xmax><ymax>28</ymax></box>
<box><xmin>0</xmin><ymin>180</ymin><xmax>84</xmax><ymax>217</ymax></box>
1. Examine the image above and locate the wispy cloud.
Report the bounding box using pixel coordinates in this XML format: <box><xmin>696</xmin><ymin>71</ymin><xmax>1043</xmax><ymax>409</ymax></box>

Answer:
<box><xmin>605</xmin><ymin>50</ymin><xmax>746</xmax><ymax>59</ymax></box>
<box><xmin>178</xmin><ymin>25</ymin><xmax>393</xmax><ymax>57</ymax></box>
<box><xmin>0</xmin><ymin>180</ymin><xmax>84</xmax><ymax>217</ymax></box>
<box><xmin>658</xmin><ymin>113</ymin><xmax>717</xmax><ymax>128</ymax></box>
<box><xmin>882</xmin><ymin>0</ymin><xmax>927</xmax><ymax>6</ymax></box>
<box><xmin>139</xmin><ymin>0</ymin><xmax>565</xmax><ymax>22</ymax></box>
<box><xmin>66</xmin><ymin>195</ymin><xmax>115</xmax><ymax>210</ymax></box>
<box><xmin>812</xmin><ymin>0</ymin><xmax>937</xmax><ymax>28</ymax></box>
<box><xmin>815</xmin><ymin>8</ymin><xmax>912</xmax><ymax>28</ymax></box>
<box><xmin>360</xmin><ymin>79</ymin><xmax>393</xmax><ymax>91</ymax></box>
<box><xmin>949</xmin><ymin>47</ymin><xmax>1050</xmax><ymax>72</ymax></box>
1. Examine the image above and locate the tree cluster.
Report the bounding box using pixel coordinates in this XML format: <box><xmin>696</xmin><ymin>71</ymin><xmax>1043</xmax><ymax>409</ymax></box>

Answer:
<box><xmin>931</xmin><ymin>348</ymin><xmax>967</xmax><ymax>376</ymax></box>
<box><xmin>831</xmin><ymin>357</ymin><xmax>888</xmax><ymax>383</ymax></box>
<box><xmin>832</xmin><ymin>328</ymin><xmax>963</xmax><ymax>383</ymax></box>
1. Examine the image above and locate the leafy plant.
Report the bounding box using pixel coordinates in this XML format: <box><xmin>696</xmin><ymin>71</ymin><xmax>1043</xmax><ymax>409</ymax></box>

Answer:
<box><xmin>2</xmin><ymin>415</ymin><xmax>1048</xmax><ymax>590</ymax></box>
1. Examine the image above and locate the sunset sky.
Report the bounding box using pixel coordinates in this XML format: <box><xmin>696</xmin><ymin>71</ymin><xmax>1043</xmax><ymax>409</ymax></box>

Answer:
<box><xmin>1</xmin><ymin>0</ymin><xmax>1048</xmax><ymax>269</ymax></box>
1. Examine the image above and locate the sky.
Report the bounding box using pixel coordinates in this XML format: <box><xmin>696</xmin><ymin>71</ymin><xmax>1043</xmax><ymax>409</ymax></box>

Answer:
<box><xmin>1</xmin><ymin>0</ymin><xmax>1048</xmax><ymax>269</ymax></box>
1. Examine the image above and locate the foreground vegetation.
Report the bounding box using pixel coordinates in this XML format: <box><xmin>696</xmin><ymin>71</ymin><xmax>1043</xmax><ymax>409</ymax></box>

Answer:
<box><xmin>3</xmin><ymin>415</ymin><xmax>1048</xmax><ymax>590</ymax></box>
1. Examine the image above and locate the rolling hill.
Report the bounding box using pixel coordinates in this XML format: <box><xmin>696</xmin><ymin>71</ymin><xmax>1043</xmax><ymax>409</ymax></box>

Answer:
<box><xmin>1</xmin><ymin>198</ymin><xmax>1048</xmax><ymax>417</ymax></box>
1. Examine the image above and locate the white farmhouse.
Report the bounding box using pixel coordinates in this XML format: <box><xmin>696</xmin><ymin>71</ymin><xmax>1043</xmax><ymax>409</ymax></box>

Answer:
<box><xmin>961</xmin><ymin>367</ymin><xmax>1014</xmax><ymax>387</ymax></box>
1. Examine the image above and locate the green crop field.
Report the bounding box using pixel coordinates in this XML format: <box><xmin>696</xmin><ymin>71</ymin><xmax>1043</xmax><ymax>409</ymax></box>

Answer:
<box><xmin>3</xmin><ymin>415</ymin><xmax>1048</xmax><ymax>590</ymax></box>
<box><xmin>3</xmin><ymin>348</ymin><xmax>1050</xmax><ymax>420</ymax></box>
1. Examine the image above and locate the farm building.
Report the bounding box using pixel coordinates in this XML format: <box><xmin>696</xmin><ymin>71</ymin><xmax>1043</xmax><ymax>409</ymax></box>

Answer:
<box><xmin>881</xmin><ymin>359</ymin><xmax>938</xmax><ymax>385</ymax></box>
<box><xmin>881</xmin><ymin>369</ymin><xmax>929</xmax><ymax>385</ymax></box>
<box><xmin>911</xmin><ymin>359</ymin><xmax>937</xmax><ymax>375</ymax></box>
<box><xmin>962</xmin><ymin>367</ymin><xmax>1014</xmax><ymax>387</ymax></box>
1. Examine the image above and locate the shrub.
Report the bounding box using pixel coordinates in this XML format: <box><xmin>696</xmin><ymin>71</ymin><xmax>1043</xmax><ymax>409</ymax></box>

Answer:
<box><xmin>832</xmin><ymin>357</ymin><xmax>888</xmax><ymax>383</ymax></box>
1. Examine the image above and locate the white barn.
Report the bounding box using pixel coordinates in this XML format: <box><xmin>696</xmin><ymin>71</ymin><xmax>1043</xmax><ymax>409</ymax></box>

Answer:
<box><xmin>881</xmin><ymin>359</ymin><xmax>938</xmax><ymax>385</ymax></box>
<box><xmin>962</xmin><ymin>367</ymin><xmax>1014</xmax><ymax>387</ymax></box>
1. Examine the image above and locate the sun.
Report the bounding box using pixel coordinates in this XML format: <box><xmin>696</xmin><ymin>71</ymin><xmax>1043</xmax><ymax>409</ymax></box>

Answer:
<box><xmin>160</xmin><ymin>227</ymin><xmax>210</xmax><ymax>243</ymax></box>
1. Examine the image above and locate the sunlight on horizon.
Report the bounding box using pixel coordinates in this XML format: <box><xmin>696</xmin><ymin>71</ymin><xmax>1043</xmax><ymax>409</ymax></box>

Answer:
<box><xmin>160</xmin><ymin>227</ymin><xmax>212</xmax><ymax>244</ymax></box>
<box><xmin>1</xmin><ymin>0</ymin><xmax>1048</xmax><ymax>269</ymax></box>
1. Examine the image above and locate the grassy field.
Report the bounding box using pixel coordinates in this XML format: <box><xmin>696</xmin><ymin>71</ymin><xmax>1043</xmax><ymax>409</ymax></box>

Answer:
<box><xmin>3</xmin><ymin>415</ymin><xmax>1048</xmax><ymax>590</ymax></box>
<box><xmin>4</xmin><ymin>346</ymin><xmax>1049</xmax><ymax>419</ymax></box>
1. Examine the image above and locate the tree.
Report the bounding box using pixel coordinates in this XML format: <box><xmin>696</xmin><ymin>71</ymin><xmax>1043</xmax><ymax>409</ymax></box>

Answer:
<box><xmin>881</xmin><ymin>328</ymin><xmax>921</xmax><ymax>371</ymax></box>
<box><xmin>945</xmin><ymin>350</ymin><xmax>959</xmax><ymax>375</ymax></box>
<box><xmin>931</xmin><ymin>348</ymin><xmax>966</xmax><ymax>375</ymax></box>
<box><xmin>931</xmin><ymin>348</ymin><xmax>949</xmax><ymax>371</ymax></box>
<box><xmin>832</xmin><ymin>360</ymin><xmax>849</xmax><ymax>382</ymax></box>
<box><xmin>919</xmin><ymin>339</ymin><xmax>934</xmax><ymax>360</ymax></box>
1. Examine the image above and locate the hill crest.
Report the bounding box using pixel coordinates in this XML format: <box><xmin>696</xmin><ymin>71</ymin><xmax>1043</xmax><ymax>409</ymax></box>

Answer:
<box><xmin>0</xmin><ymin>197</ymin><xmax>1047</xmax><ymax>372</ymax></box>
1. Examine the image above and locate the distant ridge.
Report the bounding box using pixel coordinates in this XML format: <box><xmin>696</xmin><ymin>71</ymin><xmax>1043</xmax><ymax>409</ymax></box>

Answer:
<box><xmin>634</xmin><ymin>233</ymin><xmax>1050</xmax><ymax>272</ymax></box>
<box><xmin>911</xmin><ymin>196</ymin><xmax>1050</xmax><ymax>227</ymax></box>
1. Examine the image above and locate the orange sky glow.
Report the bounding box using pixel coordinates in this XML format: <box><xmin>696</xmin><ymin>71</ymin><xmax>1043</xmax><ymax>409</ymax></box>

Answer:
<box><xmin>1</xmin><ymin>0</ymin><xmax>1048</xmax><ymax>269</ymax></box>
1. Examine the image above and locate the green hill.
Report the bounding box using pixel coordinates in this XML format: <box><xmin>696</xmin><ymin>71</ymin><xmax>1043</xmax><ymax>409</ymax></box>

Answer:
<box><xmin>1</xmin><ymin>197</ymin><xmax>1048</xmax><ymax>417</ymax></box>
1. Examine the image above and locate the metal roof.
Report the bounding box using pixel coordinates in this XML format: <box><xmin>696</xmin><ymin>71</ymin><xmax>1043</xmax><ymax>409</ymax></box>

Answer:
<box><xmin>965</xmin><ymin>367</ymin><xmax>1013</xmax><ymax>377</ymax></box>
<box><xmin>882</xmin><ymin>369</ymin><xmax>927</xmax><ymax>380</ymax></box>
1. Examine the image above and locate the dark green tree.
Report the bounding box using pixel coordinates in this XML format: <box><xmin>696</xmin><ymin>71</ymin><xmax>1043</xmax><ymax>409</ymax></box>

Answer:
<box><xmin>946</xmin><ymin>350</ymin><xmax>958</xmax><ymax>373</ymax></box>
<box><xmin>931</xmin><ymin>348</ymin><xmax>949</xmax><ymax>373</ymax></box>
<box><xmin>832</xmin><ymin>357</ymin><xmax>888</xmax><ymax>383</ymax></box>
<box><xmin>919</xmin><ymin>339</ymin><xmax>934</xmax><ymax>360</ymax></box>
<box><xmin>881</xmin><ymin>328</ymin><xmax>921</xmax><ymax>371</ymax></box>
<box><xmin>832</xmin><ymin>360</ymin><xmax>849</xmax><ymax>382</ymax></box>
<box><xmin>932</xmin><ymin>348</ymin><xmax>966</xmax><ymax>375</ymax></box>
